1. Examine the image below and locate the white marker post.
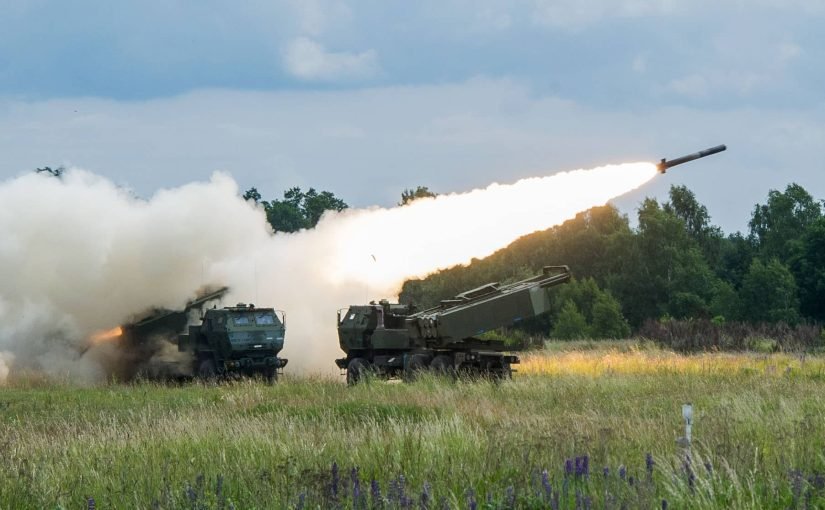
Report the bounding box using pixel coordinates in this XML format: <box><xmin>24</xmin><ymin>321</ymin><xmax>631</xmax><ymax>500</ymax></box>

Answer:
<box><xmin>682</xmin><ymin>403</ymin><xmax>693</xmax><ymax>446</ymax></box>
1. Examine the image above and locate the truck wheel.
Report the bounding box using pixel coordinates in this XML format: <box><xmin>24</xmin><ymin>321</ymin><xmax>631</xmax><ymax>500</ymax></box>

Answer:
<box><xmin>403</xmin><ymin>354</ymin><xmax>429</xmax><ymax>383</ymax></box>
<box><xmin>347</xmin><ymin>358</ymin><xmax>370</xmax><ymax>385</ymax></box>
<box><xmin>198</xmin><ymin>359</ymin><xmax>217</xmax><ymax>381</ymax></box>
<box><xmin>430</xmin><ymin>355</ymin><xmax>454</xmax><ymax>378</ymax></box>
<box><xmin>265</xmin><ymin>368</ymin><xmax>278</xmax><ymax>384</ymax></box>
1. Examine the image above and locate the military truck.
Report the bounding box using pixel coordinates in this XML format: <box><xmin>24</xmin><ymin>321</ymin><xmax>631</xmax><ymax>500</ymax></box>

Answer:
<box><xmin>335</xmin><ymin>266</ymin><xmax>571</xmax><ymax>384</ymax></box>
<box><xmin>179</xmin><ymin>303</ymin><xmax>288</xmax><ymax>382</ymax></box>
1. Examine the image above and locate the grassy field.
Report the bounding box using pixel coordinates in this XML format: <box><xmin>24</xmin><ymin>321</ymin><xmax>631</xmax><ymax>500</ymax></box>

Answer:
<box><xmin>2</xmin><ymin>342</ymin><xmax>825</xmax><ymax>509</ymax></box>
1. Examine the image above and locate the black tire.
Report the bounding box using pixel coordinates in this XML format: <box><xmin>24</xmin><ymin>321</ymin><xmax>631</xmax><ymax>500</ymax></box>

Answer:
<box><xmin>403</xmin><ymin>354</ymin><xmax>429</xmax><ymax>383</ymax></box>
<box><xmin>197</xmin><ymin>358</ymin><xmax>217</xmax><ymax>381</ymax></box>
<box><xmin>265</xmin><ymin>368</ymin><xmax>278</xmax><ymax>384</ymax></box>
<box><xmin>347</xmin><ymin>358</ymin><xmax>370</xmax><ymax>386</ymax></box>
<box><xmin>430</xmin><ymin>355</ymin><xmax>454</xmax><ymax>377</ymax></box>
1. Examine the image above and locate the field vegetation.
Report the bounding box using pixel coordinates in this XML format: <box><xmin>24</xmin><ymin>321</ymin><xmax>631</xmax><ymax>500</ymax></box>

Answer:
<box><xmin>3</xmin><ymin>342</ymin><xmax>825</xmax><ymax>509</ymax></box>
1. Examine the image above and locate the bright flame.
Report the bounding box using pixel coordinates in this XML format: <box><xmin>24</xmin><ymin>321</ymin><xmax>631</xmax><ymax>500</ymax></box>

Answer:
<box><xmin>321</xmin><ymin>162</ymin><xmax>657</xmax><ymax>290</ymax></box>
<box><xmin>89</xmin><ymin>326</ymin><xmax>123</xmax><ymax>346</ymax></box>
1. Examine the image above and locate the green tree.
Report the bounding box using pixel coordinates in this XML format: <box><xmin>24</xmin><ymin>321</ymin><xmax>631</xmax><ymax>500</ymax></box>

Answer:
<box><xmin>789</xmin><ymin>217</ymin><xmax>825</xmax><ymax>321</ymax></box>
<box><xmin>665</xmin><ymin>185</ymin><xmax>724</xmax><ymax>266</ymax></box>
<box><xmin>739</xmin><ymin>258</ymin><xmax>799</xmax><ymax>324</ymax></box>
<box><xmin>244</xmin><ymin>186</ymin><xmax>348</xmax><ymax>233</ymax></box>
<box><xmin>709</xmin><ymin>281</ymin><xmax>742</xmax><ymax>322</ymax></box>
<box><xmin>551</xmin><ymin>301</ymin><xmax>588</xmax><ymax>340</ymax></box>
<box><xmin>399</xmin><ymin>186</ymin><xmax>438</xmax><ymax>206</ymax></box>
<box><xmin>749</xmin><ymin>183</ymin><xmax>822</xmax><ymax>262</ymax></box>
<box><xmin>590</xmin><ymin>293</ymin><xmax>631</xmax><ymax>338</ymax></box>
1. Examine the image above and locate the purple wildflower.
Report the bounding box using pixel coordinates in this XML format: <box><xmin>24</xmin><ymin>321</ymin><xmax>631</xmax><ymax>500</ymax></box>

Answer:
<box><xmin>809</xmin><ymin>473</ymin><xmax>825</xmax><ymax>490</ymax></box>
<box><xmin>542</xmin><ymin>469</ymin><xmax>552</xmax><ymax>500</ymax></box>
<box><xmin>565</xmin><ymin>459</ymin><xmax>574</xmax><ymax>476</ymax></box>
<box><xmin>628</xmin><ymin>476</ymin><xmax>635</xmax><ymax>487</ymax></box>
<box><xmin>215</xmin><ymin>474</ymin><xmax>224</xmax><ymax>509</ymax></box>
<box><xmin>371</xmin><ymin>479</ymin><xmax>383</xmax><ymax>508</ymax></box>
<box><xmin>661</xmin><ymin>499</ymin><xmax>668</xmax><ymax>510</ymax></box>
<box><xmin>618</xmin><ymin>465</ymin><xmax>627</xmax><ymax>481</ymax></box>
<box><xmin>397</xmin><ymin>475</ymin><xmax>407</xmax><ymax>505</ymax></box>
<box><xmin>87</xmin><ymin>497</ymin><xmax>96</xmax><ymax>510</ymax></box>
<box><xmin>582</xmin><ymin>455</ymin><xmax>590</xmax><ymax>478</ymax></box>
<box><xmin>603</xmin><ymin>467</ymin><xmax>609</xmax><ymax>479</ymax></box>
<box><xmin>351</xmin><ymin>468</ymin><xmax>361</xmax><ymax>507</ymax></box>
<box><xmin>467</xmin><ymin>488</ymin><xmax>477</xmax><ymax>510</ymax></box>
<box><xmin>295</xmin><ymin>493</ymin><xmax>306</xmax><ymax>510</ymax></box>
<box><xmin>331</xmin><ymin>462</ymin><xmax>340</xmax><ymax>499</ymax></box>
<box><xmin>646</xmin><ymin>453</ymin><xmax>655</xmax><ymax>475</ymax></box>
<box><xmin>505</xmin><ymin>486</ymin><xmax>515</xmax><ymax>509</ymax></box>
<box><xmin>421</xmin><ymin>481</ymin><xmax>431</xmax><ymax>509</ymax></box>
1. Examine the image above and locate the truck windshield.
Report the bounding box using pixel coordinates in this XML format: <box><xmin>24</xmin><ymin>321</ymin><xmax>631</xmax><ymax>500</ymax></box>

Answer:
<box><xmin>255</xmin><ymin>312</ymin><xmax>276</xmax><ymax>325</ymax></box>
<box><xmin>231</xmin><ymin>312</ymin><xmax>280</xmax><ymax>326</ymax></box>
<box><xmin>228</xmin><ymin>330</ymin><xmax>282</xmax><ymax>344</ymax></box>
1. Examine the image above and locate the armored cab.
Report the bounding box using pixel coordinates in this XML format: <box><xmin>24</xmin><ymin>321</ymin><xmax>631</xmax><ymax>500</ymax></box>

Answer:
<box><xmin>335</xmin><ymin>266</ymin><xmax>571</xmax><ymax>383</ymax></box>
<box><xmin>179</xmin><ymin>304</ymin><xmax>288</xmax><ymax>382</ymax></box>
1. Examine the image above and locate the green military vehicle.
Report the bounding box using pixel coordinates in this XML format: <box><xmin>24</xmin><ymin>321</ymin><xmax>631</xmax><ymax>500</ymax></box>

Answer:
<box><xmin>178</xmin><ymin>303</ymin><xmax>288</xmax><ymax>382</ymax></box>
<box><xmin>335</xmin><ymin>266</ymin><xmax>571</xmax><ymax>384</ymax></box>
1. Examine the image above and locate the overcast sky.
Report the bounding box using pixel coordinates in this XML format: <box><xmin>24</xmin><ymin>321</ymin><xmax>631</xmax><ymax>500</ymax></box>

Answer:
<box><xmin>1</xmin><ymin>0</ymin><xmax>823</xmax><ymax>232</ymax></box>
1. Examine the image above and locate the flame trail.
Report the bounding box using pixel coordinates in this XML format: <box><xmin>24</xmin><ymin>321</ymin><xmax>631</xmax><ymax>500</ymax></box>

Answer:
<box><xmin>0</xmin><ymin>162</ymin><xmax>657</xmax><ymax>381</ymax></box>
<box><xmin>88</xmin><ymin>326</ymin><xmax>123</xmax><ymax>347</ymax></box>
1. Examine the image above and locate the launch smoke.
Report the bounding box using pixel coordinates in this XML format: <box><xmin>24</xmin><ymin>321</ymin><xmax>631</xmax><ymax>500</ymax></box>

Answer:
<box><xmin>0</xmin><ymin>163</ymin><xmax>656</xmax><ymax>382</ymax></box>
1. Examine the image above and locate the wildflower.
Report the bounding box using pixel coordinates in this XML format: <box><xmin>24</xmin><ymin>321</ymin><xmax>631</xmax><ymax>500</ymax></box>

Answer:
<box><xmin>618</xmin><ymin>465</ymin><xmax>626</xmax><ymax>481</ymax></box>
<box><xmin>582</xmin><ymin>455</ymin><xmax>590</xmax><ymax>478</ymax></box>
<box><xmin>565</xmin><ymin>459</ymin><xmax>574</xmax><ymax>476</ymax></box>
<box><xmin>331</xmin><ymin>462</ymin><xmax>340</xmax><ymax>499</ymax></box>
<box><xmin>295</xmin><ymin>493</ymin><xmax>306</xmax><ymax>510</ymax></box>
<box><xmin>661</xmin><ymin>499</ymin><xmax>668</xmax><ymax>510</ymax></box>
<box><xmin>397</xmin><ymin>474</ymin><xmax>407</xmax><ymax>505</ymax></box>
<box><xmin>215</xmin><ymin>474</ymin><xmax>224</xmax><ymax>509</ymax></box>
<box><xmin>467</xmin><ymin>488</ymin><xmax>477</xmax><ymax>510</ymax></box>
<box><xmin>371</xmin><ymin>479</ymin><xmax>383</xmax><ymax>508</ymax></box>
<box><xmin>628</xmin><ymin>476</ymin><xmax>635</xmax><ymax>487</ymax></box>
<box><xmin>542</xmin><ymin>469</ymin><xmax>552</xmax><ymax>500</ymax></box>
<box><xmin>505</xmin><ymin>486</ymin><xmax>515</xmax><ymax>509</ymax></box>
<box><xmin>704</xmin><ymin>462</ymin><xmax>713</xmax><ymax>475</ymax></box>
<box><xmin>603</xmin><ymin>467</ymin><xmax>609</xmax><ymax>479</ymax></box>
<box><xmin>421</xmin><ymin>481</ymin><xmax>431</xmax><ymax>509</ymax></box>
<box><xmin>645</xmin><ymin>453</ymin><xmax>655</xmax><ymax>475</ymax></box>
<box><xmin>87</xmin><ymin>497</ymin><xmax>96</xmax><ymax>510</ymax></box>
<box><xmin>351</xmin><ymin>468</ymin><xmax>361</xmax><ymax>507</ymax></box>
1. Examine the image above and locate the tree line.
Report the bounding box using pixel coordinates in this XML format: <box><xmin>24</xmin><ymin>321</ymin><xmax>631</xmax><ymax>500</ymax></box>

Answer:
<box><xmin>398</xmin><ymin>183</ymin><xmax>825</xmax><ymax>341</ymax></box>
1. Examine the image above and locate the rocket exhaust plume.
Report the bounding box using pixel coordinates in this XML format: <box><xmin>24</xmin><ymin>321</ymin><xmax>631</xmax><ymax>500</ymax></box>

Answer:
<box><xmin>0</xmin><ymin>162</ymin><xmax>657</xmax><ymax>383</ymax></box>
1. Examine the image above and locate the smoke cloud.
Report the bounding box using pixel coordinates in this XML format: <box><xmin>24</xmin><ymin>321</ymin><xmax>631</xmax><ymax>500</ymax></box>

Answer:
<box><xmin>0</xmin><ymin>163</ymin><xmax>656</xmax><ymax>382</ymax></box>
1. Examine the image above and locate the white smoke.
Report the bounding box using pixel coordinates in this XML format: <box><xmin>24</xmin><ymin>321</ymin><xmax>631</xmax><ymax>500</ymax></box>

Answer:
<box><xmin>0</xmin><ymin>163</ymin><xmax>657</xmax><ymax>382</ymax></box>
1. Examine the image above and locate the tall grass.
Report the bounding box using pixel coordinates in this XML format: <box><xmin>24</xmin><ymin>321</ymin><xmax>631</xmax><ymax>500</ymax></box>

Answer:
<box><xmin>1</xmin><ymin>345</ymin><xmax>825</xmax><ymax>508</ymax></box>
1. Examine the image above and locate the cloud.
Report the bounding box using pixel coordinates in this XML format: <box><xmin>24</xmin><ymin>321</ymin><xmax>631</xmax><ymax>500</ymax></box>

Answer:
<box><xmin>1</xmin><ymin>79</ymin><xmax>824</xmax><ymax>235</ymax></box>
<box><xmin>282</xmin><ymin>37</ymin><xmax>379</xmax><ymax>81</ymax></box>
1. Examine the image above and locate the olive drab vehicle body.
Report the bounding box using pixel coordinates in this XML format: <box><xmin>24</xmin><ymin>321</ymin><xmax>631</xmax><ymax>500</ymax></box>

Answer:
<box><xmin>179</xmin><ymin>304</ymin><xmax>288</xmax><ymax>382</ymax></box>
<box><xmin>335</xmin><ymin>266</ymin><xmax>571</xmax><ymax>383</ymax></box>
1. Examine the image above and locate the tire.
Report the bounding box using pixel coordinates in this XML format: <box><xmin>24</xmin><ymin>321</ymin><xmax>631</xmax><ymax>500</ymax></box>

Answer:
<box><xmin>265</xmin><ymin>367</ymin><xmax>278</xmax><ymax>384</ymax></box>
<box><xmin>403</xmin><ymin>354</ymin><xmax>429</xmax><ymax>383</ymax></box>
<box><xmin>197</xmin><ymin>358</ymin><xmax>217</xmax><ymax>381</ymax></box>
<box><xmin>347</xmin><ymin>358</ymin><xmax>370</xmax><ymax>386</ymax></box>
<box><xmin>430</xmin><ymin>355</ymin><xmax>454</xmax><ymax>377</ymax></box>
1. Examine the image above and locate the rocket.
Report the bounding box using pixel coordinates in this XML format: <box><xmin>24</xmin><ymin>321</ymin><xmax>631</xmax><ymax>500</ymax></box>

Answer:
<box><xmin>656</xmin><ymin>144</ymin><xmax>726</xmax><ymax>174</ymax></box>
